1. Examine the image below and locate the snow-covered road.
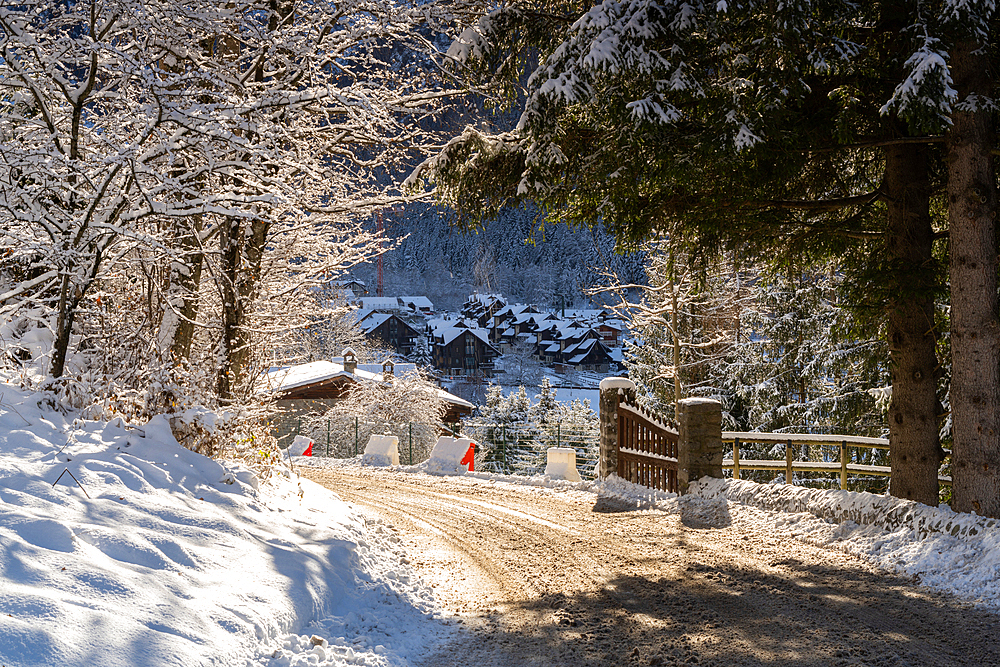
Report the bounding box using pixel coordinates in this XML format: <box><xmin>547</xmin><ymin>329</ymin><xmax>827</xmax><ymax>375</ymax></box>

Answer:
<box><xmin>304</xmin><ymin>464</ymin><xmax>1000</xmax><ymax>667</ymax></box>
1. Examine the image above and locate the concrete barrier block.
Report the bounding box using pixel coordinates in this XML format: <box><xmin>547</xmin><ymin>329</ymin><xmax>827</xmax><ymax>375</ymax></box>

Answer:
<box><xmin>545</xmin><ymin>447</ymin><xmax>582</xmax><ymax>482</ymax></box>
<box><xmin>362</xmin><ymin>434</ymin><xmax>400</xmax><ymax>467</ymax></box>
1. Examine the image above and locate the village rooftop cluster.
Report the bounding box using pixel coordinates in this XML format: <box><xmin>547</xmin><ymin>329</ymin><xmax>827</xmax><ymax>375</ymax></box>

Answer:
<box><xmin>335</xmin><ymin>281</ymin><xmax>626</xmax><ymax>379</ymax></box>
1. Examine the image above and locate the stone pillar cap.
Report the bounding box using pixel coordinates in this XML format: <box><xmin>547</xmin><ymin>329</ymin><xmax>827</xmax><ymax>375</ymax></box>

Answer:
<box><xmin>678</xmin><ymin>397</ymin><xmax>722</xmax><ymax>407</ymax></box>
<box><xmin>599</xmin><ymin>377</ymin><xmax>636</xmax><ymax>392</ymax></box>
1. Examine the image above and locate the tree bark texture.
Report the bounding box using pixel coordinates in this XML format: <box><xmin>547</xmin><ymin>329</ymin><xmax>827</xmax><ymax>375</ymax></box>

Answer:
<box><xmin>946</xmin><ymin>39</ymin><xmax>1000</xmax><ymax>518</ymax></box>
<box><xmin>884</xmin><ymin>143</ymin><xmax>942</xmax><ymax>505</ymax></box>
<box><xmin>157</xmin><ymin>215</ymin><xmax>204</xmax><ymax>363</ymax></box>
<box><xmin>217</xmin><ymin>217</ymin><xmax>268</xmax><ymax>401</ymax></box>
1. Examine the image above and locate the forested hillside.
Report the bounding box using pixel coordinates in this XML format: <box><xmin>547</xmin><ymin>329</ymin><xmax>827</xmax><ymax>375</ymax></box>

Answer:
<box><xmin>350</xmin><ymin>203</ymin><xmax>648</xmax><ymax>311</ymax></box>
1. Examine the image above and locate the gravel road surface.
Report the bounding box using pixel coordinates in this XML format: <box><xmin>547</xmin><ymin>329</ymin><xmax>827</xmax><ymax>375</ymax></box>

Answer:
<box><xmin>302</xmin><ymin>465</ymin><xmax>1000</xmax><ymax>667</ymax></box>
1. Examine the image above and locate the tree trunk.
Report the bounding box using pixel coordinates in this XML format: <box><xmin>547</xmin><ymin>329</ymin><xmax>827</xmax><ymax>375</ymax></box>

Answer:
<box><xmin>946</xmin><ymin>38</ymin><xmax>1000</xmax><ymax>518</ymax></box>
<box><xmin>883</xmin><ymin>143</ymin><xmax>942</xmax><ymax>505</ymax></box>
<box><xmin>217</xmin><ymin>217</ymin><xmax>268</xmax><ymax>401</ymax></box>
<box><xmin>157</xmin><ymin>215</ymin><xmax>204</xmax><ymax>363</ymax></box>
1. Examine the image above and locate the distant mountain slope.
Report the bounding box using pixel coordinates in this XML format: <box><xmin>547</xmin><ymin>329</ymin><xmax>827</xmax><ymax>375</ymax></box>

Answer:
<box><xmin>352</xmin><ymin>202</ymin><xmax>647</xmax><ymax>311</ymax></box>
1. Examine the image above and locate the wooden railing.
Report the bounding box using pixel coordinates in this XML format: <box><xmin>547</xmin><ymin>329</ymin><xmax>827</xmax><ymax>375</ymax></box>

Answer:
<box><xmin>612</xmin><ymin>389</ymin><xmax>951</xmax><ymax>494</ymax></box>
<box><xmin>724</xmin><ymin>432</ymin><xmax>953</xmax><ymax>488</ymax></box>
<box><xmin>617</xmin><ymin>397</ymin><xmax>678</xmax><ymax>492</ymax></box>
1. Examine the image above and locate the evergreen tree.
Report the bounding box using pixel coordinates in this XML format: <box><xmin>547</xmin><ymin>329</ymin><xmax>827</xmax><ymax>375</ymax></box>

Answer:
<box><xmin>531</xmin><ymin>377</ymin><xmax>559</xmax><ymax>423</ymax></box>
<box><xmin>725</xmin><ymin>268</ymin><xmax>887</xmax><ymax>438</ymax></box>
<box><xmin>415</xmin><ymin>0</ymin><xmax>953</xmax><ymax>506</ymax></box>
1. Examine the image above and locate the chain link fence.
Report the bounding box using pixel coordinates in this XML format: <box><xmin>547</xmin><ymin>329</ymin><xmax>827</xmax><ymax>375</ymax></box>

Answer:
<box><xmin>454</xmin><ymin>420</ymin><xmax>600</xmax><ymax>479</ymax></box>
<box><xmin>279</xmin><ymin>414</ymin><xmax>601</xmax><ymax>479</ymax></box>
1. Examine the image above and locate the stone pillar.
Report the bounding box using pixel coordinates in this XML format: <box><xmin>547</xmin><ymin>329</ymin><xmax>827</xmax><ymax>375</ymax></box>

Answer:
<box><xmin>598</xmin><ymin>377</ymin><xmax>635</xmax><ymax>479</ymax></box>
<box><xmin>677</xmin><ymin>397</ymin><xmax>723</xmax><ymax>494</ymax></box>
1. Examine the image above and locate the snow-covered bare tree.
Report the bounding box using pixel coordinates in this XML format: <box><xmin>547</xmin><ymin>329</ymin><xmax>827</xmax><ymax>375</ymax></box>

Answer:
<box><xmin>312</xmin><ymin>368</ymin><xmax>447</xmax><ymax>461</ymax></box>
<box><xmin>499</xmin><ymin>335</ymin><xmax>543</xmax><ymax>387</ymax></box>
<box><xmin>609</xmin><ymin>241</ymin><xmax>749</xmax><ymax>420</ymax></box>
<box><xmin>0</xmin><ymin>0</ymin><xmax>468</xmax><ymax>417</ymax></box>
<box><xmin>325</xmin><ymin>369</ymin><xmax>447</xmax><ymax>427</ymax></box>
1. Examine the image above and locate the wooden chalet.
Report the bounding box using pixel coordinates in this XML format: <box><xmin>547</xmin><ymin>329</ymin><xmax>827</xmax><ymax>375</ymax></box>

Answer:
<box><xmin>263</xmin><ymin>354</ymin><xmax>474</xmax><ymax>447</ymax></box>
<box><xmin>431</xmin><ymin>326</ymin><xmax>500</xmax><ymax>377</ymax></box>
<box><xmin>358</xmin><ymin>311</ymin><xmax>421</xmax><ymax>358</ymax></box>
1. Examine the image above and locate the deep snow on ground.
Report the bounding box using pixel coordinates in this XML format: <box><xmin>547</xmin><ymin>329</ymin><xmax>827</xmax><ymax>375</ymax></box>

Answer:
<box><xmin>0</xmin><ymin>384</ymin><xmax>457</xmax><ymax>667</ymax></box>
<box><xmin>3</xmin><ymin>379</ymin><xmax>998</xmax><ymax>667</ymax></box>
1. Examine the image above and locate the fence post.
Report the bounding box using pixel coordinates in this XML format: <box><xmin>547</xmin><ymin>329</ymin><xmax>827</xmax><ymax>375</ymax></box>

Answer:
<box><xmin>355</xmin><ymin>416</ymin><xmax>359</xmax><ymax>457</ymax></box>
<box><xmin>599</xmin><ymin>378</ymin><xmax>636</xmax><ymax>479</ymax></box>
<box><xmin>840</xmin><ymin>440</ymin><xmax>848</xmax><ymax>489</ymax></box>
<box><xmin>677</xmin><ymin>397</ymin><xmax>723</xmax><ymax>495</ymax></box>
<box><xmin>502</xmin><ymin>424</ymin><xmax>507</xmax><ymax>467</ymax></box>
<box><xmin>409</xmin><ymin>422</ymin><xmax>413</xmax><ymax>465</ymax></box>
<box><xmin>785</xmin><ymin>440</ymin><xmax>793</xmax><ymax>484</ymax></box>
<box><xmin>326</xmin><ymin>419</ymin><xmax>330</xmax><ymax>457</ymax></box>
<box><xmin>733</xmin><ymin>438</ymin><xmax>741</xmax><ymax>480</ymax></box>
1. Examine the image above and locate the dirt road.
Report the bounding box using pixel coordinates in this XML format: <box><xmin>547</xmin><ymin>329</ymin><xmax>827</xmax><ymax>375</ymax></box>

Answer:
<box><xmin>302</xmin><ymin>465</ymin><xmax>1000</xmax><ymax>667</ymax></box>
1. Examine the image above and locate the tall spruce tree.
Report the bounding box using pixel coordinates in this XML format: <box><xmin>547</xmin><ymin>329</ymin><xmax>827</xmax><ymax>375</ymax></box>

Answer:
<box><xmin>414</xmin><ymin>0</ymin><xmax>952</xmax><ymax>505</ymax></box>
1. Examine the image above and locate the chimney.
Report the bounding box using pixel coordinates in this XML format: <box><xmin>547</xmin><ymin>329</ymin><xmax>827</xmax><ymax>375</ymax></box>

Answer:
<box><xmin>342</xmin><ymin>348</ymin><xmax>357</xmax><ymax>374</ymax></box>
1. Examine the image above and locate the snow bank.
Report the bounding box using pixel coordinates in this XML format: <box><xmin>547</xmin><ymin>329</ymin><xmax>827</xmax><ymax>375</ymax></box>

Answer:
<box><xmin>362</xmin><ymin>434</ymin><xmax>400</xmax><ymax>467</ymax></box>
<box><xmin>720</xmin><ymin>478</ymin><xmax>998</xmax><ymax>539</ymax></box>
<box><xmin>690</xmin><ymin>477</ymin><xmax>1000</xmax><ymax>610</ymax></box>
<box><xmin>0</xmin><ymin>383</ymin><xmax>452</xmax><ymax>667</ymax></box>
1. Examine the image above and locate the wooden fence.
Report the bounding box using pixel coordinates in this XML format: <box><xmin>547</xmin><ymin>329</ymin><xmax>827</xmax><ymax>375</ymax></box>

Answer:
<box><xmin>724</xmin><ymin>432</ymin><xmax>952</xmax><ymax>489</ymax></box>
<box><xmin>607</xmin><ymin>386</ymin><xmax>952</xmax><ymax>494</ymax></box>
<box><xmin>617</xmin><ymin>396</ymin><xmax>679</xmax><ymax>492</ymax></box>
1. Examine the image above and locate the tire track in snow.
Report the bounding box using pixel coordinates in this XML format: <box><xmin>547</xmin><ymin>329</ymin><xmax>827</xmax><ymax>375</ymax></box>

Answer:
<box><xmin>303</xmin><ymin>465</ymin><xmax>1000</xmax><ymax>667</ymax></box>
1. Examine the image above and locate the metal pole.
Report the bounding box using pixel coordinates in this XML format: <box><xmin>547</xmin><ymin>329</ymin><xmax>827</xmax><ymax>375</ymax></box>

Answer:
<box><xmin>557</xmin><ymin>423</ymin><xmax>561</xmax><ymax>448</ymax></box>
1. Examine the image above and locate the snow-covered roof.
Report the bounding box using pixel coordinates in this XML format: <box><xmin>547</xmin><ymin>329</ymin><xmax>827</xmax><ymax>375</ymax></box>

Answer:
<box><xmin>261</xmin><ymin>360</ymin><xmax>370</xmax><ymax>394</ymax></box>
<box><xmin>400</xmin><ymin>296</ymin><xmax>434</xmax><ymax>310</ymax></box>
<box><xmin>261</xmin><ymin>360</ymin><xmax>470</xmax><ymax>408</ymax></box>
<box><xmin>359</xmin><ymin>297</ymin><xmax>402</xmax><ymax>311</ymax></box>
<box><xmin>513</xmin><ymin>312</ymin><xmax>550</xmax><ymax>326</ymax></box>
<box><xmin>437</xmin><ymin>326</ymin><xmax>495</xmax><ymax>349</ymax></box>
<box><xmin>360</xmin><ymin>312</ymin><xmax>393</xmax><ymax>333</ymax></box>
<box><xmin>425</xmin><ymin>316</ymin><xmax>453</xmax><ymax>330</ymax></box>
<box><xmin>494</xmin><ymin>304</ymin><xmax>532</xmax><ymax>318</ymax></box>
<box><xmin>356</xmin><ymin>362</ymin><xmax>417</xmax><ymax>375</ymax></box>
<box><xmin>564</xmin><ymin>338</ymin><xmax>601</xmax><ymax>360</ymax></box>
<box><xmin>467</xmin><ymin>293</ymin><xmax>504</xmax><ymax>306</ymax></box>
